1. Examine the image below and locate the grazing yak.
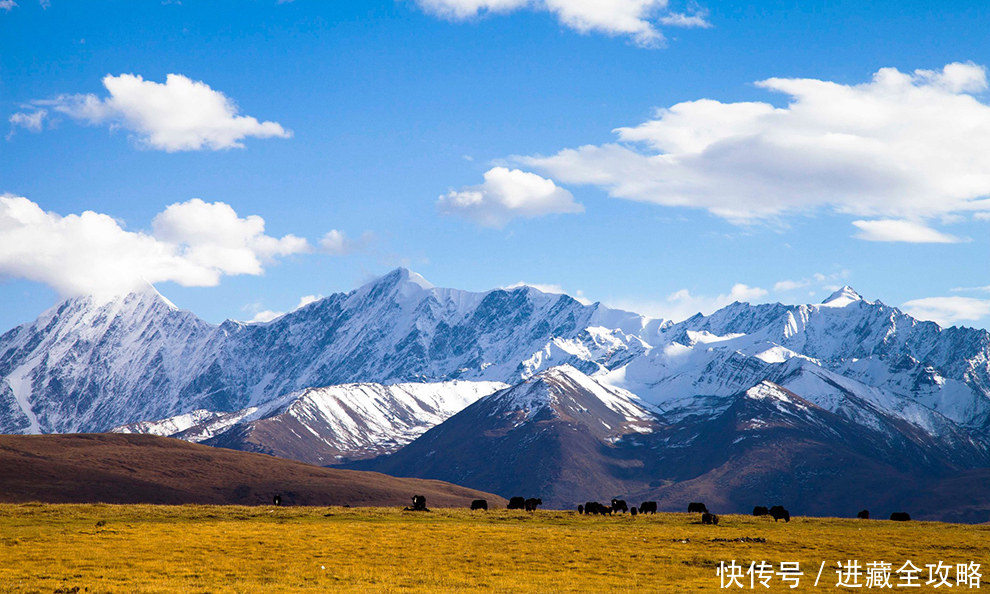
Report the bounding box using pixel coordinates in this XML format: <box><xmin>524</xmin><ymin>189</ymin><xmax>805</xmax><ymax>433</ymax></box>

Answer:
<box><xmin>890</xmin><ymin>512</ymin><xmax>911</xmax><ymax>522</ymax></box>
<box><xmin>507</xmin><ymin>497</ymin><xmax>526</xmax><ymax>510</ymax></box>
<box><xmin>768</xmin><ymin>506</ymin><xmax>790</xmax><ymax>522</ymax></box>
<box><xmin>639</xmin><ymin>501</ymin><xmax>657</xmax><ymax>514</ymax></box>
<box><xmin>687</xmin><ymin>502</ymin><xmax>708</xmax><ymax>514</ymax></box>
<box><xmin>701</xmin><ymin>513</ymin><xmax>719</xmax><ymax>525</ymax></box>
<box><xmin>630</xmin><ymin>507</ymin><xmax>638</xmax><ymax>517</ymax></box>
<box><xmin>524</xmin><ymin>498</ymin><xmax>543</xmax><ymax>511</ymax></box>
<box><xmin>470</xmin><ymin>499</ymin><xmax>488</xmax><ymax>511</ymax></box>
<box><xmin>857</xmin><ymin>510</ymin><xmax>870</xmax><ymax>519</ymax></box>
<box><xmin>753</xmin><ymin>506</ymin><xmax>768</xmax><ymax>516</ymax></box>
<box><xmin>577</xmin><ymin>504</ymin><xmax>584</xmax><ymax>514</ymax></box>
<box><xmin>273</xmin><ymin>494</ymin><xmax>282</xmax><ymax>506</ymax></box>
<box><xmin>584</xmin><ymin>502</ymin><xmax>612</xmax><ymax>515</ymax></box>
<box><xmin>611</xmin><ymin>499</ymin><xmax>629</xmax><ymax>513</ymax></box>
<box><xmin>409</xmin><ymin>495</ymin><xmax>429</xmax><ymax>511</ymax></box>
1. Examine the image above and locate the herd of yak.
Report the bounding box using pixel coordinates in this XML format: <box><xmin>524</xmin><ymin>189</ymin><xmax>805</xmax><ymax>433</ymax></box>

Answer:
<box><xmin>272</xmin><ymin>494</ymin><xmax>911</xmax><ymax>521</ymax></box>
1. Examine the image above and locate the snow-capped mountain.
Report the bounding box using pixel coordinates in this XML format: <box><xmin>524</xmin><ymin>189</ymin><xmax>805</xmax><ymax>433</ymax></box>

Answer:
<box><xmin>359</xmin><ymin>366</ymin><xmax>988</xmax><ymax>521</ymax></box>
<box><xmin>1</xmin><ymin>268</ymin><xmax>988</xmax><ymax>510</ymax></box>
<box><xmin>0</xmin><ymin>268</ymin><xmax>661</xmax><ymax>434</ymax></box>
<box><xmin>113</xmin><ymin>380</ymin><xmax>506</xmax><ymax>465</ymax></box>
<box><xmin>357</xmin><ymin>365</ymin><xmax>666</xmax><ymax>505</ymax></box>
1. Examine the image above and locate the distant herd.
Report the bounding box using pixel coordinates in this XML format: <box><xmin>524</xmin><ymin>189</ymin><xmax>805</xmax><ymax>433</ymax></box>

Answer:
<box><xmin>270</xmin><ymin>494</ymin><xmax>913</xmax><ymax>522</ymax></box>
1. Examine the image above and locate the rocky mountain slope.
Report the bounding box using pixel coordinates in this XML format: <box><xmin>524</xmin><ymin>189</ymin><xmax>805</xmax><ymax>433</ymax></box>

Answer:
<box><xmin>357</xmin><ymin>366</ymin><xmax>988</xmax><ymax>522</ymax></box>
<box><xmin>113</xmin><ymin>380</ymin><xmax>506</xmax><ymax>465</ymax></box>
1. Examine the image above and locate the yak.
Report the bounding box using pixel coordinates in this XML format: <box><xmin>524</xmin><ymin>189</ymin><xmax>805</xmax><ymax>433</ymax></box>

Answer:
<box><xmin>273</xmin><ymin>494</ymin><xmax>282</xmax><ymax>506</ymax></box>
<box><xmin>857</xmin><ymin>510</ymin><xmax>870</xmax><ymax>519</ymax></box>
<box><xmin>701</xmin><ymin>513</ymin><xmax>719</xmax><ymax>525</ymax></box>
<box><xmin>524</xmin><ymin>498</ymin><xmax>543</xmax><ymax>512</ymax></box>
<box><xmin>471</xmin><ymin>499</ymin><xmax>488</xmax><ymax>511</ymax></box>
<box><xmin>577</xmin><ymin>504</ymin><xmax>584</xmax><ymax>514</ymax></box>
<box><xmin>507</xmin><ymin>497</ymin><xmax>526</xmax><ymax>510</ymax></box>
<box><xmin>630</xmin><ymin>507</ymin><xmax>638</xmax><ymax>517</ymax></box>
<box><xmin>890</xmin><ymin>512</ymin><xmax>911</xmax><ymax>522</ymax></box>
<box><xmin>768</xmin><ymin>505</ymin><xmax>790</xmax><ymax>522</ymax></box>
<box><xmin>687</xmin><ymin>502</ymin><xmax>708</xmax><ymax>514</ymax></box>
<box><xmin>611</xmin><ymin>499</ymin><xmax>629</xmax><ymax>513</ymax></box>
<box><xmin>753</xmin><ymin>506</ymin><xmax>768</xmax><ymax>516</ymax></box>
<box><xmin>639</xmin><ymin>501</ymin><xmax>658</xmax><ymax>514</ymax></box>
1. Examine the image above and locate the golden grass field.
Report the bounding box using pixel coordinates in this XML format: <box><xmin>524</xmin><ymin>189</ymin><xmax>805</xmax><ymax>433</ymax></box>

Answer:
<box><xmin>0</xmin><ymin>504</ymin><xmax>986</xmax><ymax>593</ymax></box>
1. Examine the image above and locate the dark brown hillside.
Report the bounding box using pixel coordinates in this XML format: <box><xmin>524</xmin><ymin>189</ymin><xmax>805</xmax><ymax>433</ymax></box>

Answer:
<box><xmin>0</xmin><ymin>433</ymin><xmax>506</xmax><ymax>508</ymax></box>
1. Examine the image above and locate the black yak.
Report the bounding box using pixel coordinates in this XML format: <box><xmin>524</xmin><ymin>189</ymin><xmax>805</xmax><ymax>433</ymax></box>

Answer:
<box><xmin>857</xmin><ymin>510</ymin><xmax>869</xmax><ymax>519</ymax></box>
<box><xmin>769</xmin><ymin>506</ymin><xmax>790</xmax><ymax>522</ymax></box>
<box><xmin>524</xmin><ymin>498</ymin><xmax>543</xmax><ymax>511</ymax></box>
<box><xmin>507</xmin><ymin>497</ymin><xmax>526</xmax><ymax>510</ymax></box>
<box><xmin>890</xmin><ymin>512</ymin><xmax>911</xmax><ymax>522</ymax></box>
<box><xmin>471</xmin><ymin>499</ymin><xmax>488</xmax><ymax>511</ymax></box>
<box><xmin>701</xmin><ymin>513</ymin><xmax>719</xmax><ymax>525</ymax></box>
<box><xmin>639</xmin><ymin>501</ymin><xmax>658</xmax><ymax>514</ymax></box>
<box><xmin>687</xmin><ymin>502</ymin><xmax>708</xmax><ymax>514</ymax></box>
<box><xmin>611</xmin><ymin>499</ymin><xmax>629</xmax><ymax>513</ymax></box>
<box><xmin>753</xmin><ymin>506</ymin><xmax>768</xmax><ymax>516</ymax></box>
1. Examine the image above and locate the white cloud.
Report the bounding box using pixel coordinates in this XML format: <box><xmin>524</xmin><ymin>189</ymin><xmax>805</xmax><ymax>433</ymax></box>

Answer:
<box><xmin>951</xmin><ymin>285</ymin><xmax>990</xmax><ymax>293</ymax></box>
<box><xmin>415</xmin><ymin>0</ymin><xmax>710</xmax><ymax>47</ymax></box>
<box><xmin>243</xmin><ymin>293</ymin><xmax>324</xmax><ymax>323</ymax></box>
<box><xmin>901</xmin><ymin>296</ymin><xmax>990</xmax><ymax>328</ymax></box>
<box><xmin>611</xmin><ymin>283</ymin><xmax>768</xmax><ymax>321</ymax></box>
<box><xmin>851</xmin><ymin>219</ymin><xmax>964</xmax><ymax>243</ymax></box>
<box><xmin>7</xmin><ymin>109</ymin><xmax>46</xmax><ymax>137</ymax></box>
<box><xmin>438</xmin><ymin>167</ymin><xmax>583</xmax><ymax>228</ymax></box>
<box><xmin>657</xmin><ymin>8</ymin><xmax>711</xmax><ymax>28</ymax></box>
<box><xmin>248</xmin><ymin>310</ymin><xmax>283</xmax><ymax>323</ymax></box>
<box><xmin>319</xmin><ymin>229</ymin><xmax>373</xmax><ymax>255</ymax></box>
<box><xmin>0</xmin><ymin>195</ymin><xmax>312</xmax><ymax>298</ymax></box>
<box><xmin>520</xmin><ymin>62</ymin><xmax>990</xmax><ymax>231</ymax></box>
<box><xmin>295</xmin><ymin>294</ymin><xmax>323</xmax><ymax>308</ymax></box>
<box><xmin>973</xmin><ymin>212</ymin><xmax>990</xmax><ymax>221</ymax></box>
<box><xmin>774</xmin><ymin>279</ymin><xmax>810</xmax><ymax>292</ymax></box>
<box><xmin>0</xmin><ymin>0</ymin><xmax>16</xmax><ymax>10</ymax></box>
<box><xmin>31</xmin><ymin>73</ymin><xmax>291</xmax><ymax>151</ymax></box>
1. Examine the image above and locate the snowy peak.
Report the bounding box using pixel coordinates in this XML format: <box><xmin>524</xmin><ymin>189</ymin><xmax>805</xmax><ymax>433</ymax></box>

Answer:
<box><xmin>821</xmin><ymin>286</ymin><xmax>864</xmax><ymax>307</ymax></box>
<box><xmin>486</xmin><ymin>365</ymin><xmax>656</xmax><ymax>438</ymax></box>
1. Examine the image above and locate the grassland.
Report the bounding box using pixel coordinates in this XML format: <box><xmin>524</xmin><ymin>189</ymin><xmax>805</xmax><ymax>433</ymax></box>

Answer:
<box><xmin>0</xmin><ymin>504</ymin><xmax>986</xmax><ymax>593</ymax></box>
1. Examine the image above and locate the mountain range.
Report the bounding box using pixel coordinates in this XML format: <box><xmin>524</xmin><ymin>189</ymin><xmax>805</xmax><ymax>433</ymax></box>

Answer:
<box><xmin>1</xmin><ymin>268</ymin><xmax>987</xmax><ymax>520</ymax></box>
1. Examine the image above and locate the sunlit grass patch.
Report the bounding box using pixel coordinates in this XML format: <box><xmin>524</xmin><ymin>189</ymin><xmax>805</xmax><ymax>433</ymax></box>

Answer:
<box><xmin>0</xmin><ymin>505</ymin><xmax>986</xmax><ymax>593</ymax></box>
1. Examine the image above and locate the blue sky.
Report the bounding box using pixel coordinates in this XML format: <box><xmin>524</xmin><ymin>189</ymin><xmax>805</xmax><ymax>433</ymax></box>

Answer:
<box><xmin>2</xmin><ymin>0</ymin><xmax>988</xmax><ymax>331</ymax></box>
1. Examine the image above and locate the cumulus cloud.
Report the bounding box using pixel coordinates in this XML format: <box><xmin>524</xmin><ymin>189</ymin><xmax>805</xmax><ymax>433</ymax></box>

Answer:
<box><xmin>247</xmin><ymin>309</ymin><xmax>284</xmax><ymax>323</ymax></box>
<box><xmin>438</xmin><ymin>167</ymin><xmax>583</xmax><ymax>228</ymax></box>
<box><xmin>0</xmin><ymin>195</ymin><xmax>312</xmax><ymax>298</ymax></box>
<box><xmin>851</xmin><ymin>219</ymin><xmax>965</xmax><ymax>243</ymax></box>
<box><xmin>611</xmin><ymin>283</ymin><xmax>768</xmax><ymax>321</ymax></box>
<box><xmin>319</xmin><ymin>229</ymin><xmax>374</xmax><ymax>255</ymax></box>
<box><xmin>415</xmin><ymin>0</ymin><xmax>710</xmax><ymax>47</ymax></box>
<box><xmin>0</xmin><ymin>0</ymin><xmax>16</xmax><ymax>11</ymax></box>
<box><xmin>21</xmin><ymin>73</ymin><xmax>291</xmax><ymax>151</ymax></box>
<box><xmin>519</xmin><ymin>62</ymin><xmax>990</xmax><ymax>239</ymax></box>
<box><xmin>901</xmin><ymin>296</ymin><xmax>990</xmax><ymax>328</ymax></box>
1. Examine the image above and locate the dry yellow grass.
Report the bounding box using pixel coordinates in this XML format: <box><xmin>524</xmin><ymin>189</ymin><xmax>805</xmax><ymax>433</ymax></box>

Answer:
<box><xmin>0</xmin><ymin>504</ymin><xmax>986</xmax><ymax>593</ymax></box>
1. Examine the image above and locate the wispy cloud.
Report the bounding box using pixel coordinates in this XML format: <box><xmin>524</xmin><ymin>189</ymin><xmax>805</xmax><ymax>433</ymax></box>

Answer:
<box><xmin>901</xmin><ymin>296</ymin><xmax>990</xmax><ymax>328</ymax></box>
